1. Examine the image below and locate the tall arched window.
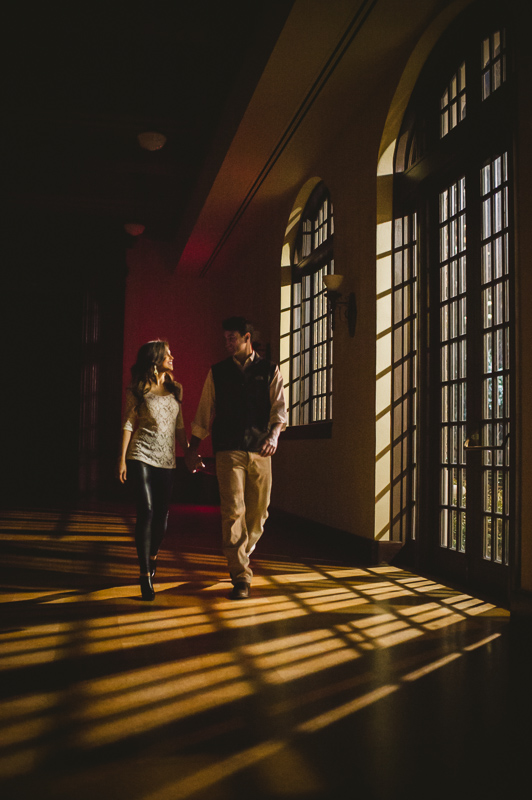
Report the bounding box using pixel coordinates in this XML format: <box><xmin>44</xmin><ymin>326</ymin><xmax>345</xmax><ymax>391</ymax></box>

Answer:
<box><xmin>391</xmin><ymin>1</ymin><xmax>513</xmax><ymax>599</ymax></box>
<box><xmin>283</xmin><ymin>182</ymin><xmax>334</xmax><ymax>428</ymax></box>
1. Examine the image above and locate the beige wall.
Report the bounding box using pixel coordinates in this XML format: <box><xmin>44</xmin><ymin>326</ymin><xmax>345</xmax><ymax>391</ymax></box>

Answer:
<box><xmin>179</xmin><ymin>0</ymin><xmax>470</xmax><ymax>538</ymax></box>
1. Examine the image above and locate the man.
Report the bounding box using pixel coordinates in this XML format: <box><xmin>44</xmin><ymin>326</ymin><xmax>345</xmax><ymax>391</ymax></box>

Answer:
<box><xmin>186</xmin><ymin>316</ymin><xmax>287</xmax><ymax>599</ymax></box>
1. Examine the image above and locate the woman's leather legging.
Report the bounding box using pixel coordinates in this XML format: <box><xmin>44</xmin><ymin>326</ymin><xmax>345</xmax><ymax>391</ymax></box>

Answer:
<box><xmin>127</xmin><ymin>460</ymin><xmax>175</xmax><ymax>574</ymax></box>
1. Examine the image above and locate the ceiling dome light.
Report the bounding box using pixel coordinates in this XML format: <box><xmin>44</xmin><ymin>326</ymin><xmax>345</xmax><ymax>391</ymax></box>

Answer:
<box><xmin>137</xmin><ymin>131</ymin><xmax>167</xmax><ymax>151</ymax></box>
<box><xmin>124</xmin><ymin>223</ymin><xmax>145</xmax><ymax>236</ymax></box>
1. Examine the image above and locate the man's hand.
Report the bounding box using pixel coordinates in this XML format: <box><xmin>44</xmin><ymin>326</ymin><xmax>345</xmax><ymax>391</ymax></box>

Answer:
<box><xmin>185</xmin><ymin>448</ymin><xmax>205</xmax><ymax>473</ymax></box>
<box><xmin>259</xmin><ymin>435</ymin><xmax>278</xmax><ymax>457</ymax></box>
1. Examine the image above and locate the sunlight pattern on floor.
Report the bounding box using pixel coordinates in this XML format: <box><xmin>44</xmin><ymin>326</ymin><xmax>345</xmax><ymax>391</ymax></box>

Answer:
<box><xmin>0</xmin><ymin>508</ymin><xmax>510</xmax><ymax>800</ymax></box>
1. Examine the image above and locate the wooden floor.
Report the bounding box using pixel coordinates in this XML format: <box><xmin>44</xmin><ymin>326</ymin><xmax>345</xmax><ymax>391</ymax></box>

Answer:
<box><xmin>0</xmin><ymin>504</ymin><xmax>530</xmax><ymax>800</ymax></box>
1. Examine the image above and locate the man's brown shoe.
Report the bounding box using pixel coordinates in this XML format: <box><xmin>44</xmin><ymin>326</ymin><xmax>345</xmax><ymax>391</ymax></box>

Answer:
<box><xmin>230</xmin><ymin>581</ymin><xmax>250</xmax><ymax>600</ymax></box>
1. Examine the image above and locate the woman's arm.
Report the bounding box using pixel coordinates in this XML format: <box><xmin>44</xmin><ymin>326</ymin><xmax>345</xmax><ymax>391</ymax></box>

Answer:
<box><xmin>119</xmin><ymin>390</ymin><xmax>137</xmax><ymax>483</ymax></box>
<box><xmin>118</xmin><ymin>429</ymin><xmax>132</xmax><ymax>483</ymax></box>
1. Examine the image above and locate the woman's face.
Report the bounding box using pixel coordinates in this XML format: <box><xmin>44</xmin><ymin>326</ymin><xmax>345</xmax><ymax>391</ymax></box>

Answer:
<box><xmin>160</xmin><ymin>346</ymin><xmax>174</xmax><ymax>373</ymax></box>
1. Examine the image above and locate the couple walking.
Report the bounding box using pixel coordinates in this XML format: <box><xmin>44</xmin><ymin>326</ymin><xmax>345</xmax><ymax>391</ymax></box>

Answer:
<box><xmin>118</xmin><ymin>316</ymin><xmax>287</xmax><ymax>601</ymax></box>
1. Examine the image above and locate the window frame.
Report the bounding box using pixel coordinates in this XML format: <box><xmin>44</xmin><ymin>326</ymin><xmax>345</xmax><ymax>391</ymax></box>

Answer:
<box><xmin>391</xmin><ymin>4</ymin><xmax>513</xmax><ymax>554</ymax></box>
<box><xmin>283</xmin><ymin>182</ymin><xmax>334</xmax><ymax>438</ymax></box>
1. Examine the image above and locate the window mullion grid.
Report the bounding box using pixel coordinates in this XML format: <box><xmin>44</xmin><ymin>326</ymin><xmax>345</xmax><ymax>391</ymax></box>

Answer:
<box><xmin>312</xmin><ymin>265</ymin><xmax>330</xmax><ymax>422</ymax></box>
<box><xmin>439</xmin><ymin>179</ymin><xmax>467</xmax><ymax>553</ymax></box>
<box><xmin>440</xmin><ymin>61</ymin><xmax>466</xmax><ymax>138</ymax></box>
<box><xmin>306</xmin><ymin>205</ymin><xmax>333</xmax><ymax>424</ymax></box>
<box><xmin>310</xmin><ymin>210</ymin><xmax>318</xmax><ymax>423</ymax></box>
<box><xmin>482</xmin><ymin>29</ymin><xmax>506</xmax><ymax>101</ymax></box>
<box><xmin>391</xmin><ymin>213</ymin><xmax>418</xmax><ymax>542</ymax></box>
<box><xmin>481</xmin><ymin>153</ymin><xmax>510</xmax><ymax>565</ymax></box>
<box><xmin>301</xmin><ymin>274</ymin><xmax>312</xmax><ymax>425</ymax></box>
<box><xmin>311</xmin><ymin>269</ymin><xmax>318</xmax><ymax>422</ymax></box>
<box><xmin>290</xmin><ymin>279</ymin><xmax>302</xmax><ymax>426</ymax></box>
<box><xmin>288</xmin><ymin>188</ymin><xmax>334</xmax><ymax>428</ymax></box>
<box><xmin>326</xmin><ymin>258</ymin><xmax>334</xmax><ymax>420</ymax></box>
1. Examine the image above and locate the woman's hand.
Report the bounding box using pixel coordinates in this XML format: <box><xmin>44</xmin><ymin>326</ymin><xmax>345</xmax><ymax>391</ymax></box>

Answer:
<box><xmin>118</xmin><ymin>460</ymin><xmax>127</xmax><ymax>483</ymax></box>
<box><xmin>118</xmin><ymin>430</ymin><xmax>132</xmax><ymax>483</ymax></box>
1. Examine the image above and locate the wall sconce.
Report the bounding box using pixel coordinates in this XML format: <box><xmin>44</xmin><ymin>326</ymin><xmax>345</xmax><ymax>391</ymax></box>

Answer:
<box><xmin>323</xmin><ymin>274</ymin><xmax>357</xmax><ymax>337</ymax></box>
<box><xmin>137</xmin><ymin>131</ymin><xmax>167</xmax><ymax>151</ymax></box>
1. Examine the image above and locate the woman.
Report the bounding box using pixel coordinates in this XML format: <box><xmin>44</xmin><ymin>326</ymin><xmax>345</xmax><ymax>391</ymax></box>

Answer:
<box><xmin>118</xmin><ymin>340</ymin><xmax>188</xmax><ymax>600</ymax></box>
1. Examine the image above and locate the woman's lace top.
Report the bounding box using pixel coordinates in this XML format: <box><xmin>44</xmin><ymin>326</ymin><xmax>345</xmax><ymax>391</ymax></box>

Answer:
<box><xmin>123</xmin><ymin>389</ymin><xmax>184</xmax><ymax>469</ymax></box>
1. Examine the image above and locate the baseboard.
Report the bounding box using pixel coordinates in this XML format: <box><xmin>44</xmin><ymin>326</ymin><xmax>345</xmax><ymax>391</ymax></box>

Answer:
<box><xmin>267</xmin><ymin>507</ymin><xmax>403</xmax><ymax>565</ymax></box>
<box><xmin>510</xmin><ymin>588</ymin><xmax>532</xmax><ymax>619</ymax></box>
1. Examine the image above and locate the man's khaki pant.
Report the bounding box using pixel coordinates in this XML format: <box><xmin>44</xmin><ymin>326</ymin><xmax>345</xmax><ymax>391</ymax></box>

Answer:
<box><xmin>215</xmin><ymin>450</ymin><xmax>272</xmax><ymax>583</ymax></box>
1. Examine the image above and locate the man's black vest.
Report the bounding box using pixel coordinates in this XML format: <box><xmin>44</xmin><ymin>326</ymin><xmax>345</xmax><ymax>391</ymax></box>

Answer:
<box><xmin>211</xmin><ymin>355</ymin><xmax>276</xmax><ymax>453</ymax></box>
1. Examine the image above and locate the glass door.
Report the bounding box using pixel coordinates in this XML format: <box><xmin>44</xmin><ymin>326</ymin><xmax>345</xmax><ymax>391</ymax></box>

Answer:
<box><xmin>434</xmin><ymin>153</ymin><xmax>511</xmax><ymax>596</ymax></box>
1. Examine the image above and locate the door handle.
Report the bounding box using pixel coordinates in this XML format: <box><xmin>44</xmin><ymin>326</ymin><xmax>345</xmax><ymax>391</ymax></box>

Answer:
<box><xmin>464</xmin><ymin>434</ymin><xmax>509</xmax><ymax>451</ymax></box>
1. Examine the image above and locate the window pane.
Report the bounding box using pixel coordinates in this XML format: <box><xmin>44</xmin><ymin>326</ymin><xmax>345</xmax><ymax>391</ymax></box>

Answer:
<box><xmin>441</xmin><ymin>62</ymin><xmax>466</xmax><ymax>138</ymax></box>
<box><xmin>481</xmin><ymin>30</ymin><xmax>506</xmax><ymax>101</ymax></box>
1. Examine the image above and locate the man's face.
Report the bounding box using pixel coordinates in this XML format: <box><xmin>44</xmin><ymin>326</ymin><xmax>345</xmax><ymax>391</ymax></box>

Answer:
<box><xmin>224</xmin><ymin>330</ymin><xmax>250</xmax><ymax>359</ymax></box>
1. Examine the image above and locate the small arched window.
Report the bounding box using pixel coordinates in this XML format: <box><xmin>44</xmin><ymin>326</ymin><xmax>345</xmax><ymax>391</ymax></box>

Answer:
<box><xmin>285</xmin><ymin>182</ymin><xmax>334</xmax><ymax>428</ymax></box>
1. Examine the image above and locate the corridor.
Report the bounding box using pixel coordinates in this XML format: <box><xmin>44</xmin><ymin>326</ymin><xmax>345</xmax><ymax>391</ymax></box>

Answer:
<box><xmin>0</xmin><ymin>505</ymin><xmax>528</xmax><ymax>800</ymax></box>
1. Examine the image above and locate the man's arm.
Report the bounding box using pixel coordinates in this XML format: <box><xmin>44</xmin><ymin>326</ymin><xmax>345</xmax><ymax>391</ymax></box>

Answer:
<box><xmin>185</xmin><ymin>434</ymin><xmax>204</xmax><ymax>472</ymax></box>
<box><xmin>259</xmin><ymin>366</ymin><xmax>287</xmax><ymax>457</ymax></box>
<box><xmin>184</xmin><ymin>370</ymin><xmax>214</xmax><ymax>472</ymax></box>
<box><xmin>259</xmin><ymin>422</ymin><xmax>283</xmax><ymax>456</ymax></box>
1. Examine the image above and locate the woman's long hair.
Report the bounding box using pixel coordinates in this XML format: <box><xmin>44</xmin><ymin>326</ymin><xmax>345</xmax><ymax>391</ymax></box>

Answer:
<box><xmin>129</xmin><ymin>340</ymin><xmax>182</xmax><ymax>410</ymax></box>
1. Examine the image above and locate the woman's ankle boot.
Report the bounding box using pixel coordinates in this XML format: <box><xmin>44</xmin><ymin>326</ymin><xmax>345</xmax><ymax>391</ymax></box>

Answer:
<box><xmin>140</xmin><ymin>574</ymin><xmax>155</xmax><ymax>601</ymax></box>
<box><xmin>149</xmin><ymin>556</ymin><xmax>157</xmax><ymax>579</ymax></box>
